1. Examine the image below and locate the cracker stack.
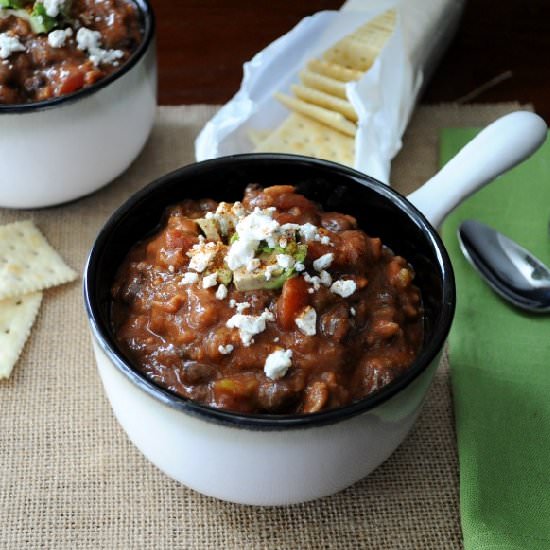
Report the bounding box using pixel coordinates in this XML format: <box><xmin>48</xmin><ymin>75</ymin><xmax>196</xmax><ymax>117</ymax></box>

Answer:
<box><xmin>255</xmin><ymin>9</ymin><xmax>396</xmax><ymax>167</ymax></box>
<box><xmin>0</xmin><ymin>221</ymin><xmax>77</xmax><ymax>379</ymax></box>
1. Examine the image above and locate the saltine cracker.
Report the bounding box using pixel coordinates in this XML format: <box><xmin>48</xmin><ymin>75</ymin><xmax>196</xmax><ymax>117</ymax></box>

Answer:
<box><xmin>0</xmin><ymin>292</ymin><xmax>42</xmax><ymax>379</ymax></box>
<box><xmin>0</xmin><ymin>220</ymin><xmax>77</xmax><ymax>300</ymax></box>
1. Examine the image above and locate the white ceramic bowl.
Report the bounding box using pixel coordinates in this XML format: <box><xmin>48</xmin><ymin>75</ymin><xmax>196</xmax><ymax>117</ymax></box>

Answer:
<box><xmin>0</xmin><ymin>0</ymin><xmax>156</xmax><ymax>209</ymax></box>
<box><xmin>83</xmin><ymin>154</ymin><xmax>455</xmax><ymax>505</ymax></box>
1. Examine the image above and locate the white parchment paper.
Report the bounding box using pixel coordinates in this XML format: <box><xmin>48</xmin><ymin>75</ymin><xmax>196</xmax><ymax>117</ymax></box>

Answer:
<box><xmin>195</xmin><ymin>0</ymin><xmax>464</xmax><ymax>184</ymax></box>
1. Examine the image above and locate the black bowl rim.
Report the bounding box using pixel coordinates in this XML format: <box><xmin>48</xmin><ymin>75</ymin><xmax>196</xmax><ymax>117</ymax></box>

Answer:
<box><xmin>83</xmin><ymin>153</ymin><xmax>456</xmax><ymax>430</ymax></box>
<box><xmin>0</xmin><ymin>0</ymin><xmax>155</xmax><ymax>114</ymax></box>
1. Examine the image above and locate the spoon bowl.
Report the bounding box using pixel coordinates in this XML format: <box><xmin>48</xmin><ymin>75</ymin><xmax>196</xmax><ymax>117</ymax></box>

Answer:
<box><xmin>458</xmin><ymin>219</ymin><xmax>550</xmax><ymax>313</ymax></box>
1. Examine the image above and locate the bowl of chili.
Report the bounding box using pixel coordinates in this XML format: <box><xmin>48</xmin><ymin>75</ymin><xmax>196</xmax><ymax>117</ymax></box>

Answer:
<box><xmin>84</xmin><ymin>153</ymin><xmax>452</xmax><ymax>505</ymax></box>
<box><xmin>0</xmin><ymin>0</ymin><xmax>155</xmax><ymax>208</ymax></box>
<box><xmin>83</xmin><ymin>112</ymin><xmax>546</xmax><ymax>505</ymax></box>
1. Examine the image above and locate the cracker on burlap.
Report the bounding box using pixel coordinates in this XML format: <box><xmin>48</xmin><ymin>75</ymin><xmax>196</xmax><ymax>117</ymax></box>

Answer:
<box><xmin>274</xmin><ymin>92</ymin><xmax>357</xmax><ymax>136</ymax></box>
<box><xmin>291</xmin><ymin>84</ymin><xmax>358</xmax><ymax>122</ymax></box>
<box><xmin>255</xmin><ymin>113</ymin><xmax>355</xmax><ymax>167</ymax></box>
<box><xmin>0</xmin><ymin>221</ymin><xmax>77</xmax><ymax>300</ymax></box>
<box><xmin>0</xmin><ymin>291</ymin><xmax>42</xmax><ymax>379</ymax></box>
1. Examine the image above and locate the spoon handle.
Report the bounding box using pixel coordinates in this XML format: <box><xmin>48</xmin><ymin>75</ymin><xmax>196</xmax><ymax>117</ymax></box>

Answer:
<box><xmin>407</xmin><ymin>111</ymin><xmax>547</xmax><ymax>227</ymax></box>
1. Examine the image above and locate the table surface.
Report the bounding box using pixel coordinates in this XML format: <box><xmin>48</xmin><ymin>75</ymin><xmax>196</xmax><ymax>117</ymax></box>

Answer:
<box><xmin>149</xmin><ymin>0</ymin><xmax>550</xmax><ymax>122</ymax></box>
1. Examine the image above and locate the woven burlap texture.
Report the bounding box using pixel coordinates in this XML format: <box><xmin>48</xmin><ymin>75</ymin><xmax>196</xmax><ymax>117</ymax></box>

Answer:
<box><xmin>0</xmin><ymin>103</ymin><xmax>524</xmax><ymax>550</ymax></box>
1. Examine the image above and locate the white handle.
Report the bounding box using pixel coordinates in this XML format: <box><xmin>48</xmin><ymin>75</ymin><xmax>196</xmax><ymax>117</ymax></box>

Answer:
<box><xmin>407</xmin><ymin>111</ymin><xmax>547</xmax><ymax>227</ymax></box>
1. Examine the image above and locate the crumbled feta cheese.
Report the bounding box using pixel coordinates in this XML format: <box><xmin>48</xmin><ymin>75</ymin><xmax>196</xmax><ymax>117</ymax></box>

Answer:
<box><xmin>299</xmin><ymin>223</ymin><xmax>319</xmax><ymax>241</ymax></box>
<box><xmin>89</xmin><ymin>47</ymin><xmax>124</xmax><ymax>66</ymax></box>
<box><xmin>264</xmin><ymin>349</ymin><xmax>292</xmax><ymax>380</ymax></box>
<box><xmin>295</xmin><ymin>306</ymin><xmax>317</xmax><ymax>336</ymax></box>
<box><xmin>47</xmin><ymin>27</ymin><xmax>73</xmax><ymax>48</ymax></box>
<box><xmin>273</xmin><ymin>337</ymin><xmax>280</xmax><ymax>343</ymax></box>
<box><xmin>187</xmin><ymin>242</ymin><xmax>217</xmax><ymax>272</ymax></box>
<box><xmin>350</xmin><ymin>307</ymin><xmax>356</xmax><ymax>317</ymax></box>
<box><xmin>226</xmin><ymin>310</ymin><xmax>274</xmax><ymax>346</ymax></box>
<box><xmin>276</xmin><ymin>254</ymin><xmax>295</xmax><ymax>269</ymax></box>
<box><xmin>307</xmin><ymin>288</ymin><xmax>315</xmax><ymax>294</ymax></box>
<box><xmin>319</xmin><ymin>270</ymin><xmax>332</xmax><ymax>287</ymax></box>
<box><xmin>180</xmin><ymin>272</ymin><xmax>199</xmax><ymax>285</ymax></box>
<box><xmin>215</xmin><ymin>283</ymin><xmax>228</xmax><ymax>300</ymax></box>
<box><xmin>235</xmin><ymin>301</ymin><xmax>251</xmax><ymax>314</ymax></box>
<box><xmin>313</xmin><ymin>253</ymin><xmax>334</xmax><ymax>272</ymax></box>
<box><xmin>330</xmin><ymin>279</ymin><xmax>357</xmax><ymax>298</ymax></box>
<box><xmin>321</xmin><ymin>235</ymin><xmax>331</xmax><ymax>245</ymax></box>
<box><xmin>225</xmin><ymin>238</ymin><xmax>256</xmax><ymax>272</ymax></box>
<box><xmin>229</xmin><ymin>299</ymin><xmax>236</xmax><ymax>308</ymax></box>
<box><xmin>168</xmin><ymin>265</ymin><xmax>175</xmax><ymax>273</ymax></box>
<box><xmin>0</xmin><ymin>33</ymin><xmax>25</xmax><ymax>59</ymax></box>
<box><xmin>204</xmin><ymin>201</ymin><xmax>242</xmax><ymax>236</ymax></box>
<box><xmin>76</xmin><ymin>27</ymin><xmax>101</xmax><ymax>51</ymax></box>
<box><xmin>76</xmin><ymin>27</ymin><xmax>123</xmax><ymax>66</ymax></box>
<box><xmin>226</xmin><ymin>209</ymin><xmax>280</xmax><ymax>270</ymax></box>
<box><xmin>280</xmin><ymin>223</ymin><xmax>300</xmax><ymax>234</ymax></box>
<box><xmin>303</xmin><ymin>272</ymin><xmax>321</xmax><ymax>291</ymax></box>
<box><xmin>43</xmin><ymin>0</ymin><xmax>66</xmax><ymax>17</ymax></box>
<box><xmin>278</xmin><ymin>237</ymin><xmax>288</xmax><ymax>249</ymax></box>
<box><xmin>218</xmin><ymin>344</ymin><xmax>234</xmax><ymax>355</ymax></box>
<box><xmin>202</xmin><ymin>272</ymin><xmax>218</xmax><ymax>289</ymax></box>
<box><xmin>294</xmin><ymin>262</ymin><xmax>305</xmax><ymax>272</ymax></box>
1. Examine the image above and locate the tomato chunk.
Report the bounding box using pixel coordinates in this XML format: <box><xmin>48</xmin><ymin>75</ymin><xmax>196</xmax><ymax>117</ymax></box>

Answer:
<box><xmin>58</xmin><ymin>71</ymin><xmax>85</xmax><ymax>95</ymax></box>
<box><xmin>276</xmin><ymin>276</ymin><xmax>309</xmax><ymax>330</ymax></box>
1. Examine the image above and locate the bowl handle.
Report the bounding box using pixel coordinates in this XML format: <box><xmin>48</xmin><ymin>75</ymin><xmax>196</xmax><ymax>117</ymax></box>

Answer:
<box><xmin>406</xmin><ymin>111</ymin><xmax>547</xmax><ymax>228</ymax></box>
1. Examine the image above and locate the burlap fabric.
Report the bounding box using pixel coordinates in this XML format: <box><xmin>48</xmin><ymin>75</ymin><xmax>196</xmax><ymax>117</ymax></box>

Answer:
<box><xmin>0</xmin><ymin>103</ymin><xmax>524</xmax><ymax>549</ymax></box>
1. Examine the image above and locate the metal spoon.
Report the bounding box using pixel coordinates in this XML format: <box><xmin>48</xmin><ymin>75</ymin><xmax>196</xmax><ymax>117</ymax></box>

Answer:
<box><xmin>458</xmin><ymin>219</ymin><xmax>550</xmax><ymax>312</ymax></box>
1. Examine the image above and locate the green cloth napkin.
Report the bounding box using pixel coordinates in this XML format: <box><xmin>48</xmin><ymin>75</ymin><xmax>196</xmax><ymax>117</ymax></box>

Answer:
<box><xmin>441</xmin><ymin>128</ymin><xmax>550</xmax><ymax>550</ymax></box>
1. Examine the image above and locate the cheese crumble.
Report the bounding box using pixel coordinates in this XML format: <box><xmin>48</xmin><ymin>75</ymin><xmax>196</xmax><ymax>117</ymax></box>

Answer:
<box><xmin>319</xmin><ymin>270</ymin><xmax>332</xmax><ymax>287</ymax></box>
<box><xmin>215</xmin><ymin>284</ymin><xmax>228</xmax><ymax>300</ymax></box>
<box><xmin>299</xmin><ymin>223</ymin><xmax>318</xmax><ymax>241</ymax></box>
<box><xmin>76</xmin><ymin>27</ymin><xmax>101</xmax><ymax>51</ymax></box>
<box><xmin>226</xmin><ymin>208</ymin><xmax>280</xmax><ymax>270</ymax></box>
<box><xmin>276</xmin><ymin>254</ymin><xmax>295</xmax><ymax>269</ymax></box>
<box><xmin>331</xmin><ymin>279</ymin><xmax>357</xmax><ymax>298</ymax></box>
<box><xmin>295</xmin><ymin>306</ymin><xmax>317</xmax><ymax>336</ymax></box>
<box><xmin>187</xmin><ymin>242</ymin><xmax>217</xmax><ymax>273</ymax></box>
<box><xmin>226</xmin><ymin>310</ymin><xmax>274</xmax><ymax>346</ymax></box>
<box><xmin>76</xmin><ymin>27</ymin><xmax>124</xmax><ymax>66</ymax></box>
<box><xmin>47</xmin><ymin>28</ymin><xmax>73</xmax><ymax>48</ymax></box>
<box><xmin>303</xmin><ymin>272</ymin><xmax>321</xmax><ymax>291</ymax></box>
<box><xmin>43</xmin><ymin>0</ymin><xmax>66</xmax><ymax>17</ymax></box>
<box><xmin>313</xmin><ymin>253</ymin><xmax>334</xmax><ymax>272</ymax></box>
<box><xmin>0</xmin><ymin>33</ymin><xmax>25</xmax><ymax>59</ymax></box>
<box><xmin>264</xmin><ymin>349</ymin><xmax>293</xmax><ymax>380</ymax></box>
<box><xmin>218</xmin><ymin>344</ymin><xmax>234</xmax><ymax>355</ymax></box>
<box><xmin>202</xmin><ymin>273</ymin><xmax>218</xmax><ymax>289</ymax></box>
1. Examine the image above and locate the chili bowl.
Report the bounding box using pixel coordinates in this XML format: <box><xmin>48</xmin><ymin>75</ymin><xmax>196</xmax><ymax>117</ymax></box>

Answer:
<box><xmin>83</xmin><ymin>153</ymin><xmax>455</xmax><ymax>505</ymax></box>
<box><xmin>0</xmin><ymin>0</ymin><xmax>156</xmax><ymax>209</ymax></box>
